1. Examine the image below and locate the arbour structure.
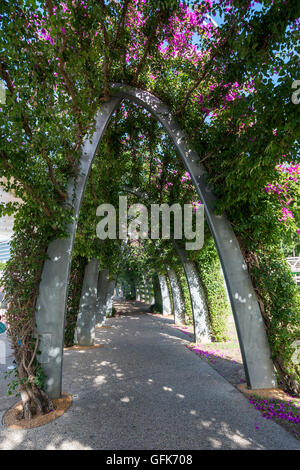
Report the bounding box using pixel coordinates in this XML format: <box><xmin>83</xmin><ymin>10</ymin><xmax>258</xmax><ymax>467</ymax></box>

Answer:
<box><xmin>35</xmin><ymin>84</ymin><xmax>277</xmax><ymax>399</ymax></box>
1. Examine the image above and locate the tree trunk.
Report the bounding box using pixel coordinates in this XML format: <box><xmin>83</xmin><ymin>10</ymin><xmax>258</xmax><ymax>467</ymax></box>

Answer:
<box><xmin>17</xmin><ymin>362</ymin><xmax>53</xmax><ymax>420</ymax></box>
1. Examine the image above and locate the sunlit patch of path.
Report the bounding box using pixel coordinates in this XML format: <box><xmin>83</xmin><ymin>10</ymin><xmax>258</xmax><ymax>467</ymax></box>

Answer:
<box><xmin>0</xmin><ymin>301</ymin><xmax>299</xmax><ymax>450</ymax></box>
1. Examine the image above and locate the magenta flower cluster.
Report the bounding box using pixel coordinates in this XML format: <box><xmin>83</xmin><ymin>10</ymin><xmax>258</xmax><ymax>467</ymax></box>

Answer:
<box><xmin>265</xmin><ymin>162</ymin><xmax>299</xmax><ymax>230</ymax></box>
<box><xmin>185</xmin><ymin>342</ymin><xmax>233</xmax><ymax>365</ymax></box>
<box><xmin>248</xmin><ymin>396</ymin><xmax>300</xmax><ymax>436</ymax></box>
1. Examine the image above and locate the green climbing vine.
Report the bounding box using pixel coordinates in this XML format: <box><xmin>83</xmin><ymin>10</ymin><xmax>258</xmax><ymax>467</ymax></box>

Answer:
<box><xmin>64</xmin><ymin>255</ymin><xmax>87</xmax><ymax>347</ymax></box>
<box><xmin>192</xmin><ymin>232</ymin><xmax>231</xmax><ymax>342</ymax></box>
<box><xmin>176</xmin><ymin>264</ymin><xmax>193</xmax><ymax>325</ymax></box>
<box><xmin>250</xmin><ymin>248</ymin><xmax>300</xmax><ymax>394</ymax></box>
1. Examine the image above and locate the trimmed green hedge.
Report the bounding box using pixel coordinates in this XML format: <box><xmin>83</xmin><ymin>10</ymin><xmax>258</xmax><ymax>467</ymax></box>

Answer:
<box><xmin>64</xmin><ymin>256</ymin><xmax>86</xmax><ymax>347</ymax></box>
<box><xmin>250</xmin><ymin>248</ymin><xmax>300</xmax><ymax>395</ymax></box>
<box><xmin>193</xmin><ymin>235</ymin><xmax>231</xmax><ymax>342</ymax></box>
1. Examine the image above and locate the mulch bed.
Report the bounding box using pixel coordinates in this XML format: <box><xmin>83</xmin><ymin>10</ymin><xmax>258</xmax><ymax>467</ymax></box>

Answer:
<box><xmin>64</xmin><ymin>344</ymin><xmax>104</xmax><ymax>351</ymax></box>
<box><xmin>2</xmin><ymin>393</ymin><xmax>72</xmax><ymax>430</ymax></box>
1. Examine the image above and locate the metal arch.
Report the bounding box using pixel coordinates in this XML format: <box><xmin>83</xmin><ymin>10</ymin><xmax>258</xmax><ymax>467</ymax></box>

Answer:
<box><xmin>35</xmin><ymin>84</ymin><xmax>277</xmax><ymax>399</ymax></box>
<box><xmin>35</xmin><ymin>97</ymin><xmax>121</xmax><ymax>398</ymax></box>
<box><xmin>111</xmin><ymin>84</ymin><xmax>277</xmax><ymax>390</ymax></box>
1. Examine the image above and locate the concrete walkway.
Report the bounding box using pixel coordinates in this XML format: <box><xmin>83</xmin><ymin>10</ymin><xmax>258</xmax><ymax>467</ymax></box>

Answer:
<box><xmin>0</xmin><ymin>301</ymin><xmax>299</xmax><ymax>450</ymax></box>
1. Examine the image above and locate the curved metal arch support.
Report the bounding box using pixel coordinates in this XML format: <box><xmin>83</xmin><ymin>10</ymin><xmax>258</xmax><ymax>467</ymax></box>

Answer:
<box><xmin>151</xmin><ymin>272</ymin><xmax>163</xmax><ymax>314</ymax></box>
<box><xmin>35</xmin><ymin>98</ymin><xmax>121</xmax><ymax>398</ymax></box>
<box><xmin>35</xmin><ymin>84</ymin><xmax>277</xmax><ymax>399</ymax></box>
<box><xmin>76</xmin><ymin>258</ymin><xmax>99</xmax><ymax>347</ymax></box>
<box><xmin>111</xmin><ymin>84</ymin><xmax>277</xmax><ymax>390</ymax></box>
<box><xmin>105</xmin><ymin>276</ymin><xmax>117</xmax><ymax>318</ymax></box>
<box><xmin>135</xmin><ymin>284</ymin><xmax>141</xmax><ymax>301</ymax></box>
<box><xmin>96</xmin><ymin>268</ymin><xmax>110</xmax><ymax>326</ymax></box>
<box><xmin>141</xmin><ymin>273</ymin><xmax>150</xmax><ymax>303</ymax></box>
<box><xmin>166</xmin><ymin>267</ymin><xmax>186</xmax><ymax>325</ymax></box>
<box><xmin>147</xmin><ymin>277</ymin><xmax>155</xmax><ymax>306</ymax></box>
<box><xmin>142</xmin><ymin>272</ymin><xmax>154</xmax><ymax>305</ymax></box>
<box><xmin>174</xmin><ymin>241</ymin><xmax>211</xmax><ymax>343</ymax></box>
<box><xmin>158</xmin><ymin>274</ymin><xmax>172</xmax><ymax>316</ymax></box>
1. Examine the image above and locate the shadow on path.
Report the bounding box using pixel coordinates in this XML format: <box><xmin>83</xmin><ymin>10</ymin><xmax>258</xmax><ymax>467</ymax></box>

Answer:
<box><xmin>0</xmin><ymin>300</ymin><xmax>299</xmax><ymax>450</ymax></box>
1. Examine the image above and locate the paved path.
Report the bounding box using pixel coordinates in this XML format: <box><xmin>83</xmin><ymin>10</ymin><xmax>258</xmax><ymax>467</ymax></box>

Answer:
<box><xmin>0</xmin><ymin>302</ymin><xmax>299</xmax><ymax>450</ymax></box>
